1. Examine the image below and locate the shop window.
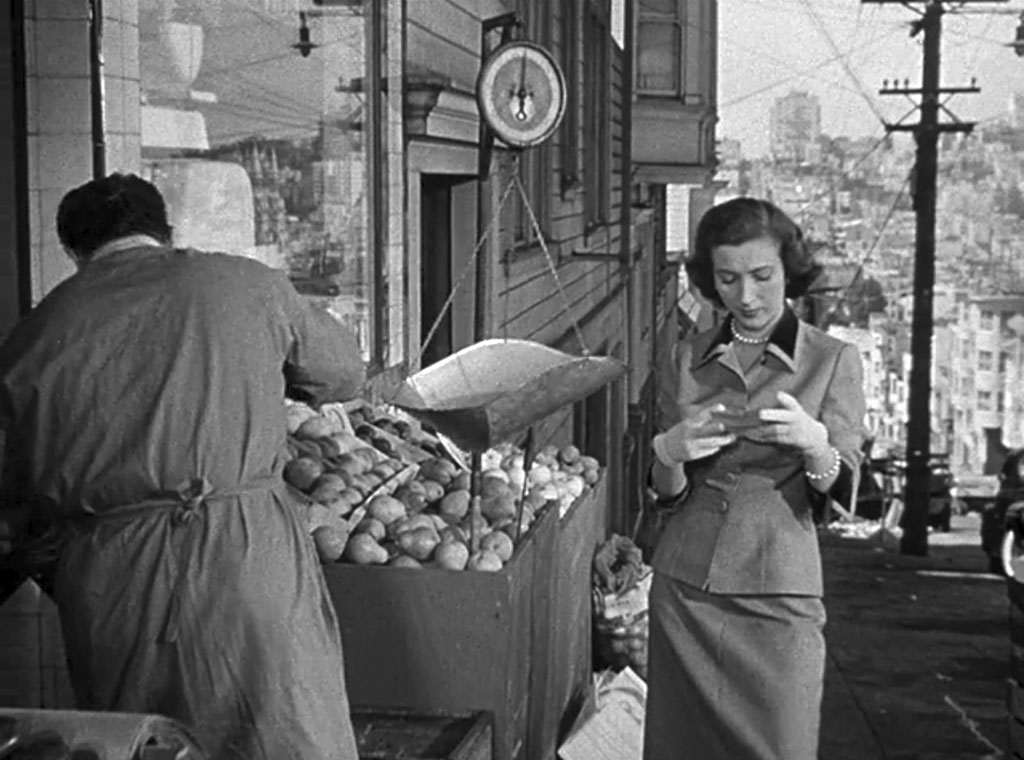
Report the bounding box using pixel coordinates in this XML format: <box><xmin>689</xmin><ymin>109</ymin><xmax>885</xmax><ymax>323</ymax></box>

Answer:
<box><xmin>978</xmin><ymin>390</ymin><xmax>992</xmax><ymax>411</ymax></box>
<box><xmin>582</xmin><ymin>1</ymin><xmax>611</xmax><ymax>230</ymax></box>
<box><xmin>130</xmin><ymin>0</ymin><xmax>403</xmax><ymax>368</ymax></box>
<box><xmin>980</xmin><ymin>310</ymin><xmax>995</xmax><ymax>331</ymax></box>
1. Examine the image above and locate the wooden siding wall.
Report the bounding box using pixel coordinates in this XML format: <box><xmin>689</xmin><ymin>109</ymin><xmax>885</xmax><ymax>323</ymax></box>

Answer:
<box><xmin>497</xmin><ymin>33</ymin><xmax>627</xmax><ymax>351</ymax></box>
<box><xmin>406</xmin><ymin>0</ymin><xmax>492</xmax><ymax>91</ymax></box>
<box><xmin>405</xmin><ymin>0</ymin><xmax>634</xmax><ymax>369</ymax></box>
<box><xmin>406</xmin><ymin>1</ymin><xmax>648</xmax><ymax>530</ymax></box>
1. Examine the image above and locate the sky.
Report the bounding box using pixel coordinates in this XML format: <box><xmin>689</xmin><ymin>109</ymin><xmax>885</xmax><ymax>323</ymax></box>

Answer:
<box><xmin>717</xmin><ymin>0</ymin><xmax>1023</xmax><ymax>158</ymax></box>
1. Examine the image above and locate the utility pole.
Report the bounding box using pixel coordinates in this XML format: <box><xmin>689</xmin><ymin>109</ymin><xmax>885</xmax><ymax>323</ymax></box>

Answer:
<box><xmin>864</xmin><ymin>0</ymin><xmax>1001</xmax><ymax>556</ymax></box>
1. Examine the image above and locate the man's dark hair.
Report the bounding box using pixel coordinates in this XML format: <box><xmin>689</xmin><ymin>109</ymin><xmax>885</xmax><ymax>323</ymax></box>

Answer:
<box><xmin>685</xmin><ymin>196</ymin><xmax>822</xmax><ymax>308</ymax></box>
<box><xmin>56</xmin><ymin>173</ymin><xmax>173</xmax><ymax>258</ymax></box>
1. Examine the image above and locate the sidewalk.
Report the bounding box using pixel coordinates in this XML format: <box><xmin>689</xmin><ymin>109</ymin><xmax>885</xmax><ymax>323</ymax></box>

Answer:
<box><xmin>819</xmin><ymin>513</ymin><xmax>1010</xmax><ymax>760</ymax></box>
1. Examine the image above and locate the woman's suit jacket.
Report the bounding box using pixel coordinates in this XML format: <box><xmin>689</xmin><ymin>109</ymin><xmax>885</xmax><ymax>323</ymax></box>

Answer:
<box><xmin>653</xmin><ymin>308</ymin><xmax>866</xmax><ymax>596</ymax></box>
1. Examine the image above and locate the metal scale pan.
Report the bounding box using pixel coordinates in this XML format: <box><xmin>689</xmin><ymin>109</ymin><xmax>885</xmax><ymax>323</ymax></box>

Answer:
<box><xmin>386</xmin><ymin>338</ymin><xmax>628</xmax><ymax>453</ymax></box>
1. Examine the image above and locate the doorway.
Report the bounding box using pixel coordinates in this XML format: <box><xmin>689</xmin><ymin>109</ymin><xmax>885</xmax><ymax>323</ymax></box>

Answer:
<box><xmin>419</xmin><ymin>173</ymin><xmax>477</xmax><ymax>368</ymax></box>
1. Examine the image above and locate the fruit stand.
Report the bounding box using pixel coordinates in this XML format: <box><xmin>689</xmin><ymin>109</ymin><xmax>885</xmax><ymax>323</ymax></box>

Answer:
<box><xmin>282</xmin><ymin>392</ymin><xmax>610</xmax><ymax>760</ymax></box>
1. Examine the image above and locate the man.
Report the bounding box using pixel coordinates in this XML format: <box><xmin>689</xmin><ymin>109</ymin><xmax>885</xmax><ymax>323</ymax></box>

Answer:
<box><xmin>0</xmin><ymin>173</ymin><xmax>363</xmax><ymax>759</ymax></box>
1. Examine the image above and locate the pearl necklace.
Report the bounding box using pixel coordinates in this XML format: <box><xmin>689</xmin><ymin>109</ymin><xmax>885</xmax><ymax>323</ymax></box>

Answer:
<box><xmin>730</xmin><ymin>320</ymin><xmax>770</xmax><ymax>345</ymax></box>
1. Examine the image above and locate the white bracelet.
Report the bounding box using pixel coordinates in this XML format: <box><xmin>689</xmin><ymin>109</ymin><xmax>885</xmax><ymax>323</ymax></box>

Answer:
<box><xmin>806</xmin><ymin>446</ymin><xmax>841</xmax><ymax>481</ymax></box>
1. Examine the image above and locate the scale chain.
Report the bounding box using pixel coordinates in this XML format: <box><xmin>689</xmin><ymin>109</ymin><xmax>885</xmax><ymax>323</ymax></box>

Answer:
<box><xmin>511</xmin><ymin>171</ymin><xmax>591</xmax><ymax>355</ymax></box>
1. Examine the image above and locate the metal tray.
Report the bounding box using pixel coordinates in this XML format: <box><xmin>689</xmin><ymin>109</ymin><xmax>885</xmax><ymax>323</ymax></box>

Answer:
<box><xmin>386</xmin><ymin>339</ymin><xmax>628</xmax><ymax>452</ymax></box>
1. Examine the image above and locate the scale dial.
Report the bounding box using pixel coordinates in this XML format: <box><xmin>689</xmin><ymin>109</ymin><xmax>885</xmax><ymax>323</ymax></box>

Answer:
<box><xmin>476</xmin><ymin>41</ymin><xmax>567</xmax><ymax>149</ymax></box>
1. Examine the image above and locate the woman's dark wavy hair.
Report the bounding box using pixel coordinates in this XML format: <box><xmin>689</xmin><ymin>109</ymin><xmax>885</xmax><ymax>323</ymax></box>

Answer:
<box><xmin>56</xmin><ymin>173</ymin><xmax>173</xmax><ymax>258</ymax></box>
<box><xmin>685</xmin><ymin>197</ymin><xmax>822</xmax><ymax>308</ymax></box>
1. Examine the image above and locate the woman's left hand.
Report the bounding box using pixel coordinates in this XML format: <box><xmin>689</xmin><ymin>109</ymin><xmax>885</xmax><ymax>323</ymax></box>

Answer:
<box><xmin>744</xmin><ymin>391</ymin><xmax>830</xmax><ymax>456</ymax></box>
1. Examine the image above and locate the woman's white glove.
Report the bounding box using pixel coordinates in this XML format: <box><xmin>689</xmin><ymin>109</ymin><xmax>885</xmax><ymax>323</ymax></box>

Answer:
<box><xmin>652</xmin><ymin>403</ymin><xmax>737</xmax><ymax>467</ymax></box>
<box><xmin>744</xmin><ymin>391</ymin><xmax>830</xmax><ymax>458</ymax></box>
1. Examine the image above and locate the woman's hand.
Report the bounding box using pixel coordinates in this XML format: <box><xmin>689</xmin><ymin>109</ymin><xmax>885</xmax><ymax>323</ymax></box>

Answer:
<box><xmin>653</xmin><ymin>403</ymin><xmax>737</xmax><ymax>466</ymax></box>
<box><xmin>745</xmin><ymin>391</ymin><xmax>831</xmax><ymax>458</ymax></box>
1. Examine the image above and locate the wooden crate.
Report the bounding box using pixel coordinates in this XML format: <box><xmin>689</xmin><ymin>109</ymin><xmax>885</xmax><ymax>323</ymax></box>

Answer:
<box><xmin>326</xmin><ymin>503</ymin><xmax>558</xmax><ymax>760</ymax></box>
<box><xmin>352</xmin><ymin>709</ymin><xmax>491</xmax><ymax>760</ymax></box>
<box><xmin>528</xmin><ymin>475</ymin><xmax>606</xmax><ymax>760</ymax></box>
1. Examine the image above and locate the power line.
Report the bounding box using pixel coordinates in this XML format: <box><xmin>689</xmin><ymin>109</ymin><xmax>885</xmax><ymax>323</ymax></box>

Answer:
<box><xmin>718</xmin><ymin>29</ymin><xmax>908</xmax><ymax>109</ymax></box>
<box><xmin>796</xmin><ymin>0</ymin><xmax>890</xmax><ymax>126</ymax></box>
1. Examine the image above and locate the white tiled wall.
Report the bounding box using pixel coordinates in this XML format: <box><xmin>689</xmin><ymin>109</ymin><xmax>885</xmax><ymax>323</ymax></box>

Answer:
<box><xmin>23</xmin><ymin>0</ymin><xmax>142</xmax><ymax>303</ymax></box>
<box><xmin>24</xmin><ymin>0</ymin><xmax>92</xmax><ymax>302</ymax></box>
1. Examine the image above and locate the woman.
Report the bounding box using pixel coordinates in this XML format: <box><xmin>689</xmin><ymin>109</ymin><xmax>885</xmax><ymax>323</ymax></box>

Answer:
<box><xmin>643</xmin><ymin>197</ymin><xmax>866</xmax><ymax>760</ymax></box>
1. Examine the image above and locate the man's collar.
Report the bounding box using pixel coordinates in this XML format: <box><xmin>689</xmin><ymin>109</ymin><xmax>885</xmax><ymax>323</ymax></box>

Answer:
<box><xmin>697</xmin><ymin>307</ymin><xmax>800</xmax><ymax>371</ymax></box>
<box><xmin>89</xmin><ymin>234</ymin><xmax>164</xmax><ymax>262</ymax></box>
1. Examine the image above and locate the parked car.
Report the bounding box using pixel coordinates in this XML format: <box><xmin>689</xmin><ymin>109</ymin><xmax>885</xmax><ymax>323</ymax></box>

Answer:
<box><xmin>858</xmin><ymin>455</ymin><xmax>955</xmax><ymax>530</ymax></box>
<box><xmin>981</xmin><ymin>448</ymin><xmax>1024</xmax><ymax>575</ymax></box>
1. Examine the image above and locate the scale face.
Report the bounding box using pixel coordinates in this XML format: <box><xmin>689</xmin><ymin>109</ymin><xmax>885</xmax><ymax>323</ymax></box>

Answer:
<box><xmin>476</xmin><ymin>41</ymin><xmax>567</xmax><ymax>149</ymax></box>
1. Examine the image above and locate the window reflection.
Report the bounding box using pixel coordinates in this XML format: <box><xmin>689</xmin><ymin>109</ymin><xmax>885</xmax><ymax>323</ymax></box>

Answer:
<box><xmin>135</xmin><ymin>0</ymin><xmax>379</xmax><ymax>360</ymax></box>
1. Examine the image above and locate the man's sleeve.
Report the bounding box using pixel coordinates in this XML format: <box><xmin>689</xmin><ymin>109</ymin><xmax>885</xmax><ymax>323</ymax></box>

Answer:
<box><xmin>274</xmin><ymin>272</ymin><xmax>367</xmax><ymax>405</ymax></box>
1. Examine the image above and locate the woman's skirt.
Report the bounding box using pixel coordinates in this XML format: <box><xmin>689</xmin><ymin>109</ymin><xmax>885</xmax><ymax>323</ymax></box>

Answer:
<box><xmin>642</xmin><ymin>572</ymin><xmax>826</xmax><ymax>760</ymax></box>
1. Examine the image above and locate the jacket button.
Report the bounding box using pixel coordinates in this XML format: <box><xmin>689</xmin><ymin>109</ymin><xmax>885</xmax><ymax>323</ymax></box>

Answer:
<box><xmin>719</xmin><ymin>500</ymin><xmax>729</xmax><ymax>513</ymax></box>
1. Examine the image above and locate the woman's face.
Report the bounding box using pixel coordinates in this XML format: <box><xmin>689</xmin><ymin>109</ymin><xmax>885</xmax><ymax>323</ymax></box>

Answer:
<box><xmin>711</xmin><ymin>236</ymin><xmax>787</xmax><ymax>338</ymax></box>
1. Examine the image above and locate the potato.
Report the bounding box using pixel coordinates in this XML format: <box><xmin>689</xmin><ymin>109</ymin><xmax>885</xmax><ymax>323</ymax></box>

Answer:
<box><xmin>400</xmin><ymin>479</ymin><xmax>426</xmax><ymax>497</ymax></box>
<box><xmin>333</xmin><ymin>454</ymin><xmax>365</xmax><ymax>479</ymax></box>
<box><xmin>449</xmin><ymin>471</ymin><xmax>471</xmax><ymax>492</ymax></box>
<box><xmin>419</xmin><ymin>458</ymin><xmax>457</xmax><ymax>486</ymax></box>
<box><xmin>366</xmin><ymin>494</ymin><xmax>407</xmax><ymax>525</ymax></box>
<box><xmin>481</xmin><ymin>493</ymin><xmax>517</xmax><ymax>523</ymax></box>
<box><xmin>435</xmin><ymin>541</ymin><xmax>470</xmax><ymax>571</ymax></box>
<box><xmin>296</xmin><ymin>416</ymin><xmax>335</xmax><ymax>441</ymax></box>
<box><xmin>439</xmin><ymin>489</ymin><xmax>471</xmax><ymax>522</ymax></box>
<box><xmin>310</xmin><ymin>473</ymin><xmax>348</xmax><ymax>495</ymax></box>
<box><xmin>284</xmin><ymin>457</ymin><xmax>324</xmax><ymax>492</ymax></box>
<box><xmin>481</xmin><ymin>468</ymin><xmax>509</xmax><ymax>484</ymax></box>
<box><xmin>559</xmin><ymin>444</ymin><xmax>582</xmax><ymax>465</ymax></box>
<box><xmin>393</xmin><ymin>486</ymin><xmax>428</xmax><ymax>514</ymax></box>
<box><xmin>286</xmin><ymin>402</ymin><xmax>318</xmax><ymax>434</ymax></box>
<box><xmin>480</xmin><ymin>530</ymin><xmax>514</xmax><ymax>562</ymax></box>
<box><xmin>354</xmin><ymin>517</ymin><xmax>387</xmax><ymax>542</ymax></box>
<box><xmin>312</xmin><ymin>491</ymin><xmax>352</xmax><ymax>519</ymax></box>
<box><xmin>389</xmin><ymin>555</ymin><xmax>424</xmax><ymax>569</ymax></box>
<box><xmin>339</xmin><ymin>489</ymin><xmax>364</xmax><ymax>510</ymax></box>
<box><xmin>580</xmin><ymin>455</ymin><xmax>600</xmax><ymax>470</ymax></box>
<box><xmin>312</xmin><ymin>524</ymin><xmax>348</xmax><ymax>563</ymax></box>
<box><xmin>371</xmin><ymin>463</ymin><xmax>396</xmax><ymax>482</ymax></box>
<box><xmin>350</xmin><ymin>448</ymin><xmax>379</xmax><ymax>470</ymax></box>
<box><xmin>388</xmin><ymin>514</ymin><xmax>437</xmax><ymax>540</ymax></box>
<box><xmin>398</xmin><ymin>526</ymin><xmax>440</xmax><ymax>561</ymax></box>
<box><xmin>527</xmin><ymin>464</ymin><xmax>553</xmax><ymax>487</ymax></box>
<box><xmin>344</xmin><ymin>533</ymin><xmax>389</xmax><ymax>565</ymax></box>
<box><xmin>468</xmin><ymin>550</ymin><xmax>503</xmax><ymax>572</ymax></box>
<box><xmin>481</xmin><ymin>478</ymin><xmax>511</xmax><ymax>499</ymax></box>
<box><xmin>439</xmin><ymin>525</ymin><xmax>469</xmax><ymax>545</ymax></box>
<box><xmin>460</xmin><ymin>512</ymin><xmax>491</xmax><ymax>539</ymax></box>
<box><xmin>418</xmin><ymin>478</ymin><xmax>446</xmax><ymax>504</ymax></box>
